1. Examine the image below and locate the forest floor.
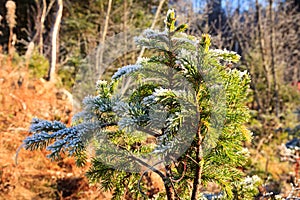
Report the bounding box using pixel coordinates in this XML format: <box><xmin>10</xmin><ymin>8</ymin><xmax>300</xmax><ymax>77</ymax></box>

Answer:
<box><xmin>0</xmin><ymin>65</ymin><xmax>112</xmax><ymax>200</ymax></box>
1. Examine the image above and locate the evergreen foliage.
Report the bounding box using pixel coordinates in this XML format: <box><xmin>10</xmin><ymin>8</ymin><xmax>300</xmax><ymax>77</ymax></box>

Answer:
<box><xmin>23</xmin><ymin>9</ymin><xmax>253</xmax><ymax>199</ymax></box>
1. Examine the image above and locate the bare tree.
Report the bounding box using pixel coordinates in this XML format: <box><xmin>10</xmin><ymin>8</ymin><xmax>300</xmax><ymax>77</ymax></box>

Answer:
<box><xmin>5</xmin><ymin>0</ymin><xmax>17</xmax><ymax>57</ymax></box>
<box><xmin>138</xmin><ymin>0</ymin><xmax>167</xmax><ymax>59</ymax></box>
<box><xmin>96</xmin><ymin>0</ymin><xmax>113</xmax><ymax>79</ymax></box>
<box><xmin>38</xmin><ymin>0</ymin><xmax>55</xmax><ymax>54</ymax></box>
<box><xmin>224</xmin><ymin>0</ymin><xmax>300</xmax><ymax>129</ymax></box>
<box><xmin>47</xmin><ymin>0</ymin><xmax>63</xmax><ymax>82</ymax></box>
<box><xmin>255</xmin><ymin>0</ymin><xmax>273</xmax><ymax>114</ymax></box>
<box><xmin>268</xmin><ymin>0</ymin><xmax>279</xmax><ymax>117</ymax></box>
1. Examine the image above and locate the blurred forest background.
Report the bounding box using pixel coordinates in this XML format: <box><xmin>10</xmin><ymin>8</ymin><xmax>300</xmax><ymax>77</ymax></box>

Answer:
<box><xmin>0</xmin><ymin>0</ymin><xmax>299</xmax><ymax>199</ymax></box>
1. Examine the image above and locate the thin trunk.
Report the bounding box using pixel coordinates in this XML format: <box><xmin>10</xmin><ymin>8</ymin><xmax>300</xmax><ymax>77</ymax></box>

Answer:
<box><xmin>191</xmin><ymin>119</ymin><xmax>203</xmax><ymax>200</ymax></box>
<box><xmin>247</xmin><ymin>62</ymin><xmax>263</xmax><ymax>112</ymax></box>
<box><xmin>123</xmin><ymin>0</ymin><xmax>127</xmax><ymax>67</ymax></box>
<box><xmin>293</xmin><ymin>65</ymin><xmax>299</xmax><ymax>87</ymax></box>
<box><xmin>39</xmin><ymin>0</ymin><xmax>47</xmax><ymax>54</ymax></box>
<box><xmin>8</xmin><ymin>29</ymin><xmax>13</xmax><ymax>56</ymax></box>
<box><xmin>97</xmin><ymin>0</ymin><xmax>113</xmax><ymax>78</ymax></box>
<box><xmin>226</xmin><ymin>9</ymin><xmax>264</xmax><ymax>113</ymax></box>
<box><xmin>138</xmin><ymin>0</ymin><xmax>166</xmax><ymax>58</ymax></box>
<box><xmin>47</xmin><ymin>0</ymin><xmax>63</xmax><ymax>82</ymax></box>
<box><xmin>255</xmin><ymin>0</ymin><xmax>271</xmax><ymax>114</ymax></box>
<box><xmin>165</xmin><ymin>164</ymin><xmax>178</xmax><ymax>200</ymax></box>
<box><xmin>269</xmin><ymin>0</ymin><xmax>279</xmax><ymax>117</ymax></box>
<box><xmin>101</xmin><ymin>0</ymin><xmax>112</xmax><ymax>45</ymax></box>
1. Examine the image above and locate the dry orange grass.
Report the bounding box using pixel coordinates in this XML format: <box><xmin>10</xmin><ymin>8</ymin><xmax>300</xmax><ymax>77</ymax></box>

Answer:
<box><xmin>0</xmin><ymin>61</ymin><xmax>111</xmax><ymax>199</ymax></box>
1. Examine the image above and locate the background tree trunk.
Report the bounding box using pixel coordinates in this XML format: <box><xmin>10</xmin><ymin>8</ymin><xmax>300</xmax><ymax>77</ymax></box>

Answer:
<box><xmin>269</xmin><ymin>0</ymin><xmax>279</xmax><ymax>117</ymax></box>
<box><xmin>39</xmin><ymin>0</ymin><xmax>47</xmax><ymax>54</ymax></box>
<box><xmin>256</xmin><ymin>0</ymin><xmax>271</xmax><ymax>114</ymax></box>
<box><xmin>138</xmin><ymin>0</ymin><xmax>167</xmax><ymax>59</ymax></box>
<box><xmin>96</xmin><ymin>0</ymin><xmax>113</xmax><ymax>79</ymax></box>
<box><xmin>47</xmin><ymin>0</ymin><xmax>63</xmax><ymax>82</ymax></box>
